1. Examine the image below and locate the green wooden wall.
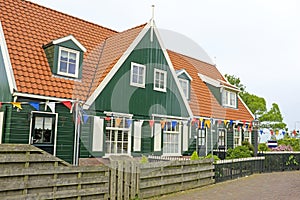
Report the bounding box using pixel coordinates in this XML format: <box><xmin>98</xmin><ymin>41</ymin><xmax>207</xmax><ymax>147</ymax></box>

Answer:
<box><xmin>0</xmin><ymin>47</ymin><xmax>12</xmax><ymax>102</ymax></box>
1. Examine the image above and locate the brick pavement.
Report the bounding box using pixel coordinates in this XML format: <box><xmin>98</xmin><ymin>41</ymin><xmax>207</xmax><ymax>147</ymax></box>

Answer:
<box><xmin>158</xmin><ymin>171</ymin><xmax>300</xmax><ymax>200</ymax></box>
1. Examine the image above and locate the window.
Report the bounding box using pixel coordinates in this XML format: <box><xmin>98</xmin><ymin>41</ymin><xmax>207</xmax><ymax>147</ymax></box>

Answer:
<box><xmin>233</xmin><ymin>127</ymin><xmax>242</xmax><ymax>148</ymax></box>
<box><xmin>198</xmin><ymin>129</ymin><xmax>206</xmax><ymax>146</ymax></box>
<box><xmin>154</xmin><ymin>68</ymin><xmax>167</xmax><ymax>92</ymax></box>
<box><xmin>163</xmin><ymin>121</ymin><xmax>181</xmax><ymax>155</ymax></box>
<box><xmin>130</xmin><ymin>62</ymin><xmax>146</xmax><ymax>88</ymax></box>
<box><xmin>218</xmin><ymin>128</ymin><xmax>226</xmax><ymax>148</ymax></box>
<box><xmin>244</xmin><ymin>130</ymin><xmax>251</xmax><ymax>144</ymax></box>
<box><xmin>179</xmin><ymin>78</ymin><xmax>189</xmax><ymax>99</ymax></box>
<box><xmin>30</xmin><ymin>112</ymin><xmax>56</xmax><ymax>145</ymax></box>
<box><xmin>105</xmin><ymin>117</ymin><xmax>131</xmax><ymax>154</ymax></box>
<box><xmin>222</xmin><ymin>90</ymin><xmax>237</xmax><ymax>108</ymax></box>
<box><xmin>58</xmin><ymin>47</ymin><xmax>80</xmax><ymax>78</ymax></box>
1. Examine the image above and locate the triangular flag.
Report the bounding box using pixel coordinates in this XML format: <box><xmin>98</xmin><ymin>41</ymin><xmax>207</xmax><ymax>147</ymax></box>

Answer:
<box><xmin>11</xmin><ymin>102</ymin><xmax>22</xmax><ymax>110</ymax></box>
<box><xmin>229</xmin><ymin>120</ymin><xmax>233</xmax><ymax>126</ymax></box>
<box><xmin>105</xmin><ymin>117</ymin><xmax>111</xmax><ymax>121</ymax></box>
<box><xmin>0</xmin><ymin>102</ymin><xmax>2</xmax><ymax>109</ymax></box>
<box><xmin>62</xmin><ymin>101</ymin><xmax>72</xmax><ymax>110</ymax></box>
<box><xmin>83</xmin><ymin>114</ymin><xmax>89</xmax><ymax>124</ymax></box>
<box><xmin>160</xmin><ymin>120</ymin><xmax>166</xmax><ymax>129</ymax></box>
<box><xmin>126</xmin><ymin>119</ymin><xmax>132</xmax><ymax>127</ymax></box>
<box><xmin>191</xmin><ymin>118</ymin><xmax>197</xmax><ymax>126</ymax></box>
<box><xmin>205</xmin><ymin>119</ymin><xmax>211</xmax><ymax>128</ymax></box>
<box><xmin>115</xmin><ymin>118</ymin><xmax>122</xmax><ymax>127</ymax></box>
<box><xmin>149</xmin><ymin>120</ymin><xmax>154</xmax><ymax>128</ymax></box>
<box><xmin>172</xmin><ymin>120</ymin><xmax>177</xmax><ymax>128</ymax></box>
<box><xmin>218</xmin><ymin>120</ymin><xmax>222</xmax><ymax>125</ymax></box>
<box><xmin>29</xmin><ymin>102</ymin><xmax>40</xmax><ymax>111</ymax></box>
<box><xmin>47</xmin><ymin>102</ymin><xmax>56</xmax><ymax>113</ymax></box>
<box><xmin>260</xmin><ymin>130</ymin><xmax>263</xmax><ymax>135</ymax></box>
<box><xmin>224</xmin><ymin>120</ymin><xmax>228</xmax><ymax>126</ymax></box>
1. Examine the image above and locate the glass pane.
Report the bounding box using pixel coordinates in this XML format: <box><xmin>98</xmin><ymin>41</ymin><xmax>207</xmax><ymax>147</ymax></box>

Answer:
<box><xmin>132</xmin><ymin>74</ymin><xmax>138</xmax><ymax>83</ymax></box>
<box><xmin>69</xmin><ymin>63</ymin><xmax>76</xmax><ymax>74</ymax></box>
<box><xmin>35</xmin><ymin>117</ymin><xmax>43</xmax><ymax>129</ymax></box>
<box><xmin>69</xmin><ymin>52</ymin><xmax>76</xmax><ymax>63</ymax></box>
<box><xmin>44</xmin><ymin>117</ymin><xmax>52</xmax><ymax>130</ymax></box>
<box><xmin>60</xmin><ymin>61</ymin><xmax>67</xmax><ymax>72</ymax></box>
<box><xmin>138</xmin><ymin>75</ymin><xmax>143</xmax><ymax>84</ymax></box>
<box><xmin>132</xmin><ymin>65</ymin><xmax>138</xmax><ymax>74</ymax></box>
<box><xmin>60</xmin><ymin>50</ymin><xmax>68</xmax><ymax>61</ymax></box>
<box><xmin>139</xmin><ymin>67</ymin><xmax>144</xmax><ymax>76</ymax></box>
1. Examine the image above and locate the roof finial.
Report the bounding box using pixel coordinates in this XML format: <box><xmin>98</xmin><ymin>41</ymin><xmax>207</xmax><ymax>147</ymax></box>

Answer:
<box><xmin>151</xmin><ymin>5</ymin><xmax>155</xmax><ymax>21</ymax></box>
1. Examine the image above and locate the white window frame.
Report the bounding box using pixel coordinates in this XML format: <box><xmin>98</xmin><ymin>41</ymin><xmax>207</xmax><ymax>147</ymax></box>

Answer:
<box><xmin>179</xmin><ymin>78</ymin><xmax>189</xmax><ymax>99</ymax></box>
<box><xmin>154</xmin><ymin>68</ymin><xmax>167</xmax><ymax>92</ymax></box>
<box><xmin>29</xmin><ymin>111</ymin><xmax>58</xmax><ymax>156</ymax></box>
<box><xmin>57</xmin><ymin>46</ymin><xmax>80</xmax><ymax>78</ymax></box>
<box><xmin>223</xmin><ymin>90</ymin><xmax>237</xmax><ymax>108</ymax></box>
<box><xmin>217</xmin><ymin>128</ymin><xmax>227</xmax><ymax>149</ymax></box>
<box><xmin>163</xmin><ymin>121</ymin><xmax>181</xmax><ymax>156</ymax></box>
<box><xmin>233</xmin><ymin>127</ymin><xmax>242</xmax><ymax>148</ymax></box>
<box><xmin>105</xmin><ymin>117</ymin><xmax>132</xmax><ymax>155</ymax></box>
<box><xmin>244</xmin><ymin>130</ymin><xmax>251</xmax><ymax>144</ymax></box>
<box><xmin>130</xmin><ymin>62</ymin><xmax>146</xmax><ymax>88</ymax></box>
<box><xmin>0</xmin><ymin>112</ymin><xmax>4</xmax><ymax>144</ymax></box>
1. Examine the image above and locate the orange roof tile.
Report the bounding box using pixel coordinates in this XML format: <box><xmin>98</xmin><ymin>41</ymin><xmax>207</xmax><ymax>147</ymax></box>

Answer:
<box><xmin>168</xmin><ymin>50</ymin><xmax>253</xmax><ymax>122</ymax></box>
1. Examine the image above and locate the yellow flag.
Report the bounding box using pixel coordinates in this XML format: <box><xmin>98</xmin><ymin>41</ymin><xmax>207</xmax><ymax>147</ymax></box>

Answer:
<box><xmin>160</xmin><ymin>120</ymin><xmax>166</xmax><ymax>129</ymax></box>
<box><xmin>224</xmin><ymin>120</ymin><xmax>228</xmax><ymax>126</ymax></box>
<box><xmin>11</xmin><ymin>102</ymin><xmax>22</xmax><ymax>110</ymax></box>
<box><xmin>205</xmin><ymin>119</ymin><xmax>211</xmax><ymax>128</ymax></box>
<box><xmin>115</xmin><ymin>118</ymin><xmax>122</xmax><ymax>127</ymax></box>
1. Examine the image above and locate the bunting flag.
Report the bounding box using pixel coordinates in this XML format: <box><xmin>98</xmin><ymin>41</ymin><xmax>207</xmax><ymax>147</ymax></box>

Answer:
<box><xmin>282</xmin><ymin>131</ymin><xmax>286</xmax><ymax>135</ymax></box>
<box><xmin>191</xmin><ymin>118</ymin><xmax>197</xmax><ymax>126</ymax></box>
<box><xmin>126</xmin><ymin>119</ymin><xmax>133</xmax><ymax>127</ymax></box>
<box><xmin>235</xmin><ymin>120</ymin><xmax>240</xmax><ymax>126</ymax></box>
<box><xmin>0</xmin><ymin>102</ymin><xmax>2</xmax><ymax>109</ymax></box>
<box><xmin>218</xmin><ymin>120</ymin><xmax>222</xmax><ymax>125</ymax></box>
<box><xmin>270</xmin><ymin>130</ymin><xmax>274</xmax><ymax>135</ymax></box>
<box><xmin>237</xmin><ymin>126</ymin><xmax>241</xmax><ymax>131</ymax></box>
<box><xmin>229</xmin><ymin>120</ymin><xmax>233</xmax><ymax>126</ymax></box>
<box><xmin>105</xmin><ymin>117</ymin><xmax>111</xmax><ymax>121</ymax></box>
<box><xmin>224</xmin><ymin>120</ymin><xmax>228</xmax><ymax>126</ymax></box>
<box><xmin>275</xmin><ymin>130</ymin><xmax>279</xmax><ymax>136</ymax></box>
<box><xmin>149</xmin><ymin>120</ymin><xmax>154</xmax><ymax>128</ymax></box>
<box><xmin>115</xmin><ymin>118</ymin><xmax>122</xmax><ymax>127</ymax></box>
<box><xmin>205</xmin><ymin>119</ymin><xmax>211</xmax><ymax>128</ymax></box>
<box><xmin>260</xmin><ymin>130</ymin><xmax>263</xmax><ymax>135</ymax></box>
<box><xmin>160</xmin><ymin>120</ymin><xmax>166</xmax><ymax>129</ymax></box>
<box><xmin>199</xmin><ymin>118</ymin><xmax>203</xmax><ymax>129</ymax></box>
<box><xmin>11</xmin><ymin>102</ymin><xmax>22</xmax><ymax>110</ymax></box>
<box><xmin>62</xmin><ymin>101</ymin><xmax>72</xmax><ymax>110</ymax></box>
<box><xmin>172</xmin><ymin>120</ymin><xmax>177</xmax><ymax>128</ymax></box>
<box><xmin>47</xmin><ymin>102</ymin><xmax>56</xmax><ymax>113</ymax></box>
<box><xmin>29</xmin><ymin>102</ymin><xmax>39</xmax><ymax>111</ymax></box>
<box><xmin>83</xmin><ymin>114</ymin><xmax>89</xmax><ymax>124</ymax></box>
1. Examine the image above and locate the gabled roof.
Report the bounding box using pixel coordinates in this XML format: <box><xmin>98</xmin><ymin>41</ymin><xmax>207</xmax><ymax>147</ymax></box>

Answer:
<box><xmin>168</xmin><ymin>50</ymin><xmax>254</xmax><ymax>122</ymax></box>
<box><xmin>0</xmin><ymin>0</ymin><xmax>117</xmax><ymax>99</ymax></box>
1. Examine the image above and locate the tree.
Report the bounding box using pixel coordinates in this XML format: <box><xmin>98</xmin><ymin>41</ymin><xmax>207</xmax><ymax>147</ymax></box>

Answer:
<box><xmin>225</xmin><ymin>74</ymin><xmax>286</xmax><ymax>129</ymax></box>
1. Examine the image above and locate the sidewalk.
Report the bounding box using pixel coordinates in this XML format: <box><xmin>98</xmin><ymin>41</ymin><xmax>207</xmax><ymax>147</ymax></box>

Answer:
<box><xmin>157</xmin><ymin>171</ymin><xmax>300</xmax><ymax>200</ymax></box>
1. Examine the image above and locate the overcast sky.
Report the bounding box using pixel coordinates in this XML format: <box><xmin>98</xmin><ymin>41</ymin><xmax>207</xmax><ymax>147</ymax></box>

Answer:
<box><xmin>30</xmin><ymin>0</ymin><xmax>300</xmax><ymax>130</ymax></box>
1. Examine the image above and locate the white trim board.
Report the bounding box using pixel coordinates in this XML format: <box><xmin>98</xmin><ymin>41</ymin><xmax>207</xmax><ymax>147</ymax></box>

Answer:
<box><xmin>0</xmin><ymin>21</ymin><xmax>17</xmax><ymax>94</ymax></box>
<box><xmin>52</xmin><ymin>35</ymin><xmax>87</xmax><ymax>52</ymax></box>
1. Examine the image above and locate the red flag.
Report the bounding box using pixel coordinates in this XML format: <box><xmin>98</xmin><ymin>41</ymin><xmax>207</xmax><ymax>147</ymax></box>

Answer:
<box><xmin>149</xmin><ymin>120</ymin><xmax>154</xmax><ymax>128</ymax></box>
<box><xmin>105</xmin><ymin>117</ymin><xmax>111</xmax><ymax>121</ymax></box>
<box><xmin>62</xmin><ymin>101</ymin><xmax>72</xmax><ymax>110</ymax></box>
<box><xmin>0</xmin><ymin>102</ymin><xmax>2</xmax><ymax>109</ymax></box>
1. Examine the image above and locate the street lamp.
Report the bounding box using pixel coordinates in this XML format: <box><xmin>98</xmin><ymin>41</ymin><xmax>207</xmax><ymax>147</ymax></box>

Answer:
<box><xmin>252</xmin><ymin>118</ymin><xmax>260</xmax><ymax>157</ymax></box>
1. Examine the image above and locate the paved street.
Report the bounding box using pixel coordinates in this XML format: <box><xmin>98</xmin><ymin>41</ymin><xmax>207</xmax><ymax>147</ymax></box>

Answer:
<box><xmin>158</xmin><ymin>171</ymin><xmax>300</xmax><ymax>200</ymax></box>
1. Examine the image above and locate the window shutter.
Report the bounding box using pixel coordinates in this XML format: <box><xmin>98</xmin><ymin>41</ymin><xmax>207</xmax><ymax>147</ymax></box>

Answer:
<box><xmin>182</xmin><ymin>123</ymin><xmax>189</xmax><ymax>151</ymax></box>
<box><xmin>92</xmin><ymin>116</ymin><xmax>104</xmax><ymax>152</ymax></box>
<box><xmin>154</xmin><ymin>123</ymin><xmax>162</xmax><ymax>151</ymax></box>
<box><xmin>133</xmin><ymin>121</ymin><xmax>143</xmax><ymax>151</ymax></box>
<box><xmin>0</xmin><ymin>112</ymin><xmax>3</xmax><ymax>144</ymax></box>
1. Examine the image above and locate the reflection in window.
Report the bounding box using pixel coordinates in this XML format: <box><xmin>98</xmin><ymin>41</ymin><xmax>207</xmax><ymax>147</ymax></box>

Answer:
<box><xmin>32</xmin><ymin>115</ymin><xmax>54</xmax><ymax>144</ymax></box>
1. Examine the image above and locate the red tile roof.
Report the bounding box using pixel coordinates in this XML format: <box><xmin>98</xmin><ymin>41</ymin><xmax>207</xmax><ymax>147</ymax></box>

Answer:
<box><xmin>0</xmin><ymin>0</ymin><xmax>119</xmax><ymax>99</ymax></box>
<box><xmin>168</xmin><ymin>50</ymin><xmax>254</xmax><ymax>122</ymax></box>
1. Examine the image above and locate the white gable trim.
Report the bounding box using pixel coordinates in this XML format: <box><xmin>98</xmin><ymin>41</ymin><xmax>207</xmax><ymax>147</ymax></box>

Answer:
<box><xmin>84</xmin><ymin>23</ymin><xmax>151</xmax><ymax>109</ymax></box>
<box><xmin>52</xmin><ymin>35</ymin><xmax>87</xmax><ymax>52</ymax></box>
<box><xmin>152</xmin><ymin>21</ymin><xmax>193</xmax><ymax>118</ymax></box>
<box><xmin>0</xmin><ymin>21</ymin><xmax>17</xmax><ymax>94</ymax></box>
<box><xmin>176</xmin><ymin>69</ymin><xmax>193</xmax><ymax>81</ymax></box>
<box><xmin>198</xmin><ymin>73</ymin><xmax>220</xmax><ymax>88</ymax></box>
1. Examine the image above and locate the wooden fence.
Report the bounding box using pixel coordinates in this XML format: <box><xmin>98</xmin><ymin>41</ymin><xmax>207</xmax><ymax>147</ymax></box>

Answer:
<box><xmin>0</xmin><ymin>145</ymin><xmax>215</xmax><ymax>199</ymax></box>
<box><xmin>0</xmin><ymin>144</ymin><xmax>109</xmax><ymax>199</ymax></box>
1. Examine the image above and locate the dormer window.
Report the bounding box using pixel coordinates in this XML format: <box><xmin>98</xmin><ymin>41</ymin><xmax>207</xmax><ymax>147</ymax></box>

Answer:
<box><xmin>176</xmin><ymin>69</ymin><xmax>192</xmax><ymax>100</ymax></box>
<box><xmin>179</xmin><ymin>78</ymin><xmax>189</xmax><ymax>99</ymax></box>
<box><xmin>43</xmin><ymin>35</ymin><xmax>86</xmax><ymax>79</ymax></box>
<box><xmin>58</xmin><ymin>47</ymin><xmax>80</xmax><ymax>78</ymax></box>
<box><xmin>222</xmin><ymin>90</ymin><xmax>237</xmax><ymax>108</ymax></box>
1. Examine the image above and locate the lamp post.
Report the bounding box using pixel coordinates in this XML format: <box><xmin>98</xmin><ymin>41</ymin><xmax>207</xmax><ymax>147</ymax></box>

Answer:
<box><xmin>252</xmin><ymin>118</ymin><xmax>260</xmax><ymax>157</ymax></box>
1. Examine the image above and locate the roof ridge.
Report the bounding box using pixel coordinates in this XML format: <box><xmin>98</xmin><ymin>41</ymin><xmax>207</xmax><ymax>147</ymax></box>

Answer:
<box><xmin>167</xmin><ymin>49</ymin><xmax>216</xmax><ymax>67</ymax></box>
<box><xmin>24</xmin><ymin>0</ymin><xmax>118</xmax><ymax>34</ymax></box>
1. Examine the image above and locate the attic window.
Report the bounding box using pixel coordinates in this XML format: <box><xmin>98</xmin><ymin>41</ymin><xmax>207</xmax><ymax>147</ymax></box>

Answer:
<box><xmin>130</xmin><ymin>62</ymin><xmax>146</xmax><ymax>88</ymax></box>
<box><xmin>222</xmin><ymin>90</ymin><xmax>237</xmax><ymax>108</ymax></box>
<box><xmin>154</xmin><ymin>68</ymin><xmax>167</xmax><ymax>92</ymax></box>
<box><xmin>58</xmin><ymin>47</ymin><xmax>79</xmax><ymax>78</ymax></box>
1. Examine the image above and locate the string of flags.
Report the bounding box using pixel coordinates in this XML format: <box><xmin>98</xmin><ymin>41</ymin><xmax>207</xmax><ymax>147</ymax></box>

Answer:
<box><xmin>0</xmin><ymin>101</ymin><xmax>254</xmax><ymax>131</ymax></box>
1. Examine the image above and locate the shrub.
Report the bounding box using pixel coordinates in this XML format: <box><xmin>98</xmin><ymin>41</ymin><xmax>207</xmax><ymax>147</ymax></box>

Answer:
<box><xmin>140</xmin><ymin>155</ymin><xmax>148</xmax><ymax>164</ymax></box>
<box><xmin>190</xmin><ymin>151</ymin><xmax>200</xmax><ymax>160</ymax></box>
<box><xmin>205</xmin><ymin>154</ymin><xmax>220</xmax><ymax>162</ymax></box>
<box><xmin>277</xmin><ymin>136</ymin><xmax>300</xmax><ymax>151</ymax></box>
<box><xmin>271</xmin><ymin>145</ymin><xmax>293</xmax><ymax>151</ymax></box>
<box><xmin>226</xmin><ymin>146</ymin><xmax>252</xmax><ymax>159</ymax></box>
<box><xmin>258</xmin><ymin>143</ymin><xmax>270</xmax><ymax>152</ymax></box>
